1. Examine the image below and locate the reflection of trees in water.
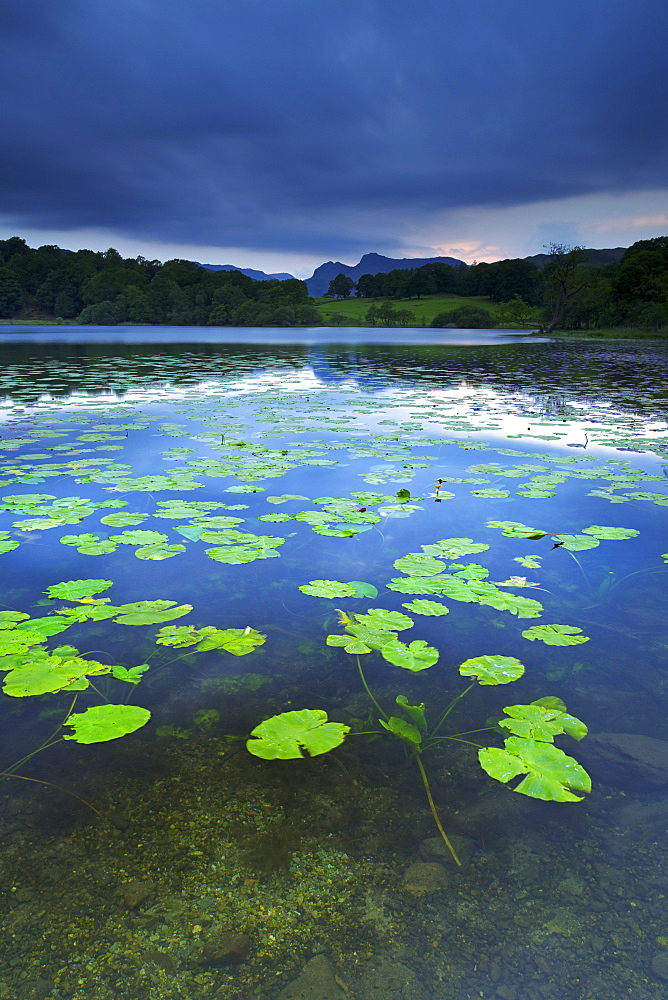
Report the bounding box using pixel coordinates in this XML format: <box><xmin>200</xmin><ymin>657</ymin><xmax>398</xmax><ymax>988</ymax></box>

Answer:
<box><xmin>534</xmin><ymin>395</ymin><xmax>570</xmax><ymax>419</ymax></box>
<box><xmin>1</xmin><ymin>338</ymin><xmax>667</xmax><ymax>426</ymax></box>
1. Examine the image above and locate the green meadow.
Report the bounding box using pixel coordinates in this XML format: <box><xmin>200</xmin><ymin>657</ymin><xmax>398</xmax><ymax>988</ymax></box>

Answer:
<box><xmin>313</xmin><ymin>293</ymin><xmax>502</xmax><ymax>326</ymax></box>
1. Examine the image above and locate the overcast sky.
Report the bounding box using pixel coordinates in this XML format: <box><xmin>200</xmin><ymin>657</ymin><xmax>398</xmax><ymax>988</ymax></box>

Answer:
<box><xmin>1</xmin><ymin>0</ymin><xmax>667</xmax><ymax>276</ymax></box>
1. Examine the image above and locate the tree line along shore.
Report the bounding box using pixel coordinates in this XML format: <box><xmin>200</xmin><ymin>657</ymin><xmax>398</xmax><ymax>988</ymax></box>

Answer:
<box><xmin>0</xmin><ymin>235</ymin><xmax>666</xmax><ymax>336</ymax></box>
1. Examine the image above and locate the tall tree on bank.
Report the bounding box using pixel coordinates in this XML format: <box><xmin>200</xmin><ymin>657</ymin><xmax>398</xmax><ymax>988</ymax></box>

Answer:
<box><xmin>326</xmin><ymin>273</ymin><xmax>355</xmax><ymax>298</ymax></box>
<box><xmin>543</xmin><ymin>244</ymin><xmax>588</xmax><ymax>332</ymax></box>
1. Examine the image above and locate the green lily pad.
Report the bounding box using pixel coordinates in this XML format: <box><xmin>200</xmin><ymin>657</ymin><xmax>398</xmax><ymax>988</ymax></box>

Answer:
<box><xmin>154</xmin><ymin>625</ymin><xmax>206</xmax><ymax>647</ymax></box>
<box><xmin>0</xmin><ymin>630</ymin><xmax>48</xmax><ymax>655</ymax></box>
<box><xmin>326</xmin><ymin>634</ymin><xmax>376</xmax><ymax>654</ymax></box>
<box><xmin>135</xmin><ymin>543</ymin><xmax>186</xmax><ymax>560</ymax></box>
<box><xmin>311</xmin><ymin>525</ymin><xmax>363</xmax><ymax>537</ymax></box>
<box><xmin>113</xmin><ymin>602</ymin><xmax>193</xmax><ymax>625</ymax></box>
<box><xmin>393</xmin><ymin>553</ymin><xmax>445</xmax><ymax>577</ymax></box>
<box><xmin>199</xmin><ymin>529</ymin><xmax>249</xmax><ymax>544</ymax></box>
<box><xmin>109</xmin><ymin>530</ymin><xmax>170</xmax><ymax>546</ymax></box>
<box><xmin>99</xmin><ymin>512</ymin><xmax>149</xmax><ymax>526</ymax></box>
<box><xmin>386</xmin><ymin>576</ymin><xmax>454</xmax><ymax>596</ymax></box>
<box><xmin>45</xmin><ymin>579</ymin><xmax>113</xmax><ymax>601</ymax></box>
<box><xmin>15</xmin><ymin>616</ymin><xmax>78</xmax><ymax>638</ymax></box>
<box><xmin>266</xmin><ymin>494</ymin><xmax>308</xmax><ymax>504</ymax></box>
<box><xmin>379</xmin><ymin>716</ymin><xmax>422</xmax><ymax>745</ymax></box>
<box><xmin>110</xmin><ymin>663</ymin><xmax>150</xmax><ymax>684</ymax></box>
<box><xmin>552</xmin><ymin>533</ymin><xmax>600</xmax><ymax>551</ymax></box>
<box><xmin>469</xmin><ymin>584</ymin><xmax>543</xmax><ymax>618</ymax></box>
<box><xmin>521</xmin><ymin>624</ymin><xmax>590</xmax><ymax>646</ymax></box>
<box><xmin>225</xmin><ymin>484</ymin><xmax>265</xmax><ymax>493</ymax></box>
<box><xmin>78</xmin><ymin>539</ymin><xmax>118</xmax><ymax>555</ymax></box>
<box><xmin>400</xmin><ymin>599</ymin><xmax>449</xmax><ymax>616</ymax></box>
<box><xmin>580</xmin><ymin>525</ymin><xmax>640</xmax><ymax>540</ymax></box>
<box><xmin>205</xmin><ymin>545</ymin><xmax>279</xmax><ymax>564</ymax></box>
<box><xmin>498</xmin><ymin>702</ymin><xmax>588</xmax><ymax>742</ymax></box>
<box><xmin>63</xmin><ymin>704</ymin><xmax>152</xmax><ymax>743</ymax></box>
<box><xmin>347</xmin><ymin>581</ymin><xmax>379</xmax><ymax>598</ymax></box>
<box><xmin>478</xmin><ymin>738</ymin><xmax>591</xmax><ymax>802</ymax></box>
<box><xmin>421</xmin><ymin>538</ymin><xmax>490</xmax><ymax>558</ymax></box>
<box><xmin>471</xmin><ymin>488</ymin><xmax>510</xmax><ymax>498</ymax></box>
<box><xmin>195</xmin><ymin>626</ymin><xmax>266</xmax><ymax>655</ymax></box>
<box><xmin>59</xmin><ymin>532</ymin><xmax>118</xmax><ymax>554</ymax></box>
<box><xmin>514</xmin><ymin>555</ymin><xmax>542</xmax><ymax>569</ymax></box>
<box><xmin>299</xmin><ymin>580</ymin><xmax>356</xmax><ymax>599</ymax></box>
<box><xmin>380</xmin><ymin>639</ymin><xmax>439</xmax><ymax>671</ymax></box>
<box><xmin>59</xmin><ymin>532</ymin><xmax>99</xmax><ymax>546</ymax></box>
<box><xmin>55</xmin><ymin>604</ymin><xmax>121</xmax><ymax>623</ymax></box>
<box><xmin>3</xmin><ymin>654</ymin><xmax>111</xmax><ymax>697</ymax></box>
<box><xmin>459</xmin><ymin>654</ymin><xmax>525</xmax><ymax>685</ymax></box>
<box><xmin>354</xmin><ymin>608</ymin><xmax>414</xmax><ymax>631</ymax></box>
<box><xmin>195</xmin><ymin>516</ymin><xmax>246</xmax><ymax>529</ymax></box>
<box><xmin>247</xmin><ymin>709</ymin><xmax>349</xmax><ymax>759</ymax></box>
<box><xmin>486</xmin><ymin>520</ymin><xmax>547</xmax><ymax>539</ymax></box>
<box><xmin>0</xmin><ymin>611</ymin><xmax>30</xmax><ymax>629</ymax></box>
<box><xmin>395</xmin><ymin>695</ymin><xmax>428</xmax><ymax>733</ymax></box>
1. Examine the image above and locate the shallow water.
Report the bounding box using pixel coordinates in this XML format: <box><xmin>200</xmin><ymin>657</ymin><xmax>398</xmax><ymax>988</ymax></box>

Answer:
<box><xmin>1</xmin><ymin>327</ymin><xmax>668</xmax><ymax>1000</ymax></box>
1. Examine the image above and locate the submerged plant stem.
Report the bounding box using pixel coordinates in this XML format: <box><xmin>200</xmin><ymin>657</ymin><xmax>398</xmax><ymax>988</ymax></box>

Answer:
<box><xmin>2</xmin><ymin>695</ymin><xmax>80</xmax><ymax>776</ymax></box>
<box><xmin>0</xmin><ymin>773</ymin><xmax>105</xmax><ymax>820</ymax></box>
<box><xmin>356</xmin><ymin>655</ymin><xmax>389</xmax><ymax>721</ymax></box>
<box><xmin>430</xmin><ymin>682</ymin><xmax>476</xmax><ymax>738</ymax></box>
<box><xmin>414</xmin><ymin>753</ymin><xmax>461</xmax><ymax>867</ymax></box>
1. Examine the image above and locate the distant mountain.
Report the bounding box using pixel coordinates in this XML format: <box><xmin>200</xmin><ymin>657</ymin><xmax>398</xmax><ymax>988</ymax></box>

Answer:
<box><xmin>523</xmin><ymin>247</ymin><xmax>627</xmax><ymax>269</ymax></box>
<box><xmin>195</xmin><ymin>262</ymin><xmax>295</xmax><ymax>281</ymax></box>
<box><xmin>194</xmin><ymin>245</ymin><xmax>627</xmax><ymax>296</ymax></box>
<box><xmin>305</xmin><ymin>251</ymin><xmax>467</xmax><ymax>298</ymax></box>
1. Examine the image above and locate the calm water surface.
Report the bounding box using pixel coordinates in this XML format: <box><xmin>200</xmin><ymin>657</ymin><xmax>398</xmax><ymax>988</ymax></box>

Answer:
<box><xmin>1</xmin><ymin>327</ymin><xmax>668</xmax><ymax>1000</ymax></box>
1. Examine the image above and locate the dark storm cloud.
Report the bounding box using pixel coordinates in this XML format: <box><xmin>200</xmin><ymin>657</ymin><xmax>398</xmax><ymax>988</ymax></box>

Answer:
<box><xmin>1</xmin><ymin>0</ymin><xmax>667</xmax><ymax>256</ymax></box>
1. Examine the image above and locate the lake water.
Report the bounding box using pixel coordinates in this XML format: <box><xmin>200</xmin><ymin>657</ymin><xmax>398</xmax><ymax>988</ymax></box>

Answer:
<box><xmin>1</xmin><ymin>326</ymin><xmax>668</xmax><ymax>1000</ymax></box>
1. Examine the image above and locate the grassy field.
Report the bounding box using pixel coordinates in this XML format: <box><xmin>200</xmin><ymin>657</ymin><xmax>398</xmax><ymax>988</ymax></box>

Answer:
<box><xmin>314</xmin><ymin>294</ymin><xmax>668</xmax><ymax>338</ymax></box>
<box><xmin>313</xmin><ymin>293</ymin><xmax>502</xmax><ymax>326</ymax></box>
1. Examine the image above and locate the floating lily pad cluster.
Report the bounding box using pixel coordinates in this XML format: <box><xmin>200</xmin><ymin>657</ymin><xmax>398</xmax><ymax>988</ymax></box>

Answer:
<box><xmin>0</xmin><ymin>578</ymin><xmax>264</xmax><ymax>747</ymax></box>
<box><xmin>0</xmin><ymin>361</ymin><xmax>665</xmax><ymax>806</ymax></box>
<box><xmin>248</xmin><ymin>603</ymin><xmax>592</xmax><ymax>856</ymax></box>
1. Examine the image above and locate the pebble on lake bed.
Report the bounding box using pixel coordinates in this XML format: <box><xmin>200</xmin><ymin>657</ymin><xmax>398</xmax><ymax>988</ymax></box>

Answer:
<box><xmin>198</xmin><ymin>930</ymin><xmax>251</xmax><ymax>965</ymax></box>
<box><xmin>120</xmin><ymin>879</ymin><xmax>155</xmax><ymax>910</ymax></box>
<box><xmin>402</xmin><ymin>861</ymin><xmax>449</xmax><ymax>896</ymax></box>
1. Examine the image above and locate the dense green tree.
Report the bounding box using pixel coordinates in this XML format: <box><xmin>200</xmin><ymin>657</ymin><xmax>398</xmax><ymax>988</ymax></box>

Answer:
<box><xmin>0</xmin><ymin>237</ymin><xmax>30</xmax><ymax>264</ymax></box>
<box><xmin>383</xmin><ymin>269</ymin><xmax>410</xmax><ymax>298</ymax></box>
<box><xmin>405</xmin><ymin>268</ymin><xmax>434</xmax><ymax>298</ymax></box>
<box><xmin>0</xmin><ymin>266</ymin><xmax>25</xmax><ymax>315</ymax></box>
<box><xmin>117</xmin><ymin>286</ymin><xmax>154</xmax><ymax>324</ymax></box>
<box><xmin>542</xmin><ymin>244</ymin><xmax>589</xmax><ymax>333</ymax></box>
<box><xmin>77</xmin><ymin>299</ymin><xmax>122</xmax><ymax>324</ymax></box>
<box><xmin>355</xmin><ymin>273</ymin><xmax>379</xmax><ymax>298</ymax></box>
<box><xmin>419</xmin><ymin>262</ymin><xmax>461</xmax><ymax>294</ymax></box>
<box><xmin>82</xmin><ymin>269</ymin><xmax>125</xmax><ymax>304</ymax></box>
<box><xmin>497</xmin><ymin>295</ymin><xmax>540</xmax><ymax>327</ymax></box>
<box><xmin>326</xmin><ymin>273</ymin><xmax>355</xmax><ymax>298</ymax></box>
<box><xmin>368</xmin><ymin>301</ymin><xmax>416</xmax><ymax>326</ymax></box>
<box><xmin>560</xmin><ymin>268</ymin><xmax>615</xmax><ymax>330</ymax></box>
<box><xmin>364</xmin><ymin>303</ymin><xmax>380</xmax><ymax>325</ymax></box>
<box><xmin>613</xmin><ymin>237</ymin><xmax>668</xmax><ymax>305</ymax></box>
<box><xmin>53</xmin><ymin>279</ymin><xmax>82</xmax><ymax>319</ymax></box>
<box><xmin>431</xmin><ymin>306</ymin><xmax>496</xmax><ymax>328</ymax></box>
<box><xmin>484</xmin><ymin>258</ymin><xmax>541</xmax><ymax>303</ymax></box>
